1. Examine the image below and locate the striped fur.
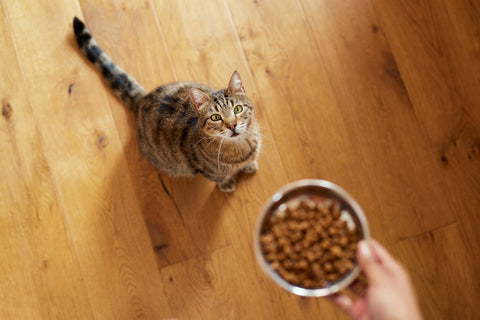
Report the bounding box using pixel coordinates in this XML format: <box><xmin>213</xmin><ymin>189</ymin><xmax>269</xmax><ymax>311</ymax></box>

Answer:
<box><xmin>73</xmin><ymin>17</ymin><xmax>146</xmax><ymax>112</ymax></box>
<box><xmin>72</xmin><ymin>17</ymin><xmax>261</xmax><ymax>192</ymax></box>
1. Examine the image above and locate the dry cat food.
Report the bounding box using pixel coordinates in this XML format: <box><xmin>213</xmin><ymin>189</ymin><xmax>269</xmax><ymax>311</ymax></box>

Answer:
<box><xmin>259</xmin><ymin>196</ymin><xmax>360</xmax><ymax>289</ymax></box>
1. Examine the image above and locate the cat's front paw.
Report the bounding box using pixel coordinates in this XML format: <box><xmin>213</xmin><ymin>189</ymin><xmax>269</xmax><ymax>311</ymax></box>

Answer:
<box><xmin>242</xmin><ymin>161</ymin><xmax>258</xmax><ymax>174</ymax></box>
<box><xmin>217</xmin><ymin>177</ymin><xmax>236</xmax><ymax>192</ymax></box>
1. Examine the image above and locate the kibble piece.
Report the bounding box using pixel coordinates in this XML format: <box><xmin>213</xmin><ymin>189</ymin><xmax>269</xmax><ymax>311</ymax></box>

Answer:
<box><xmin>289</xmin><ymin>231</ymin><xmax>303</xmax><ymax>242</ymax></box>
<box><xmin>324</xmin><ymin>262</ymin><xmax>334</xmax><ymax>272</ymax></box>
<box><xmin>344</xmin><ymin>259</ymin><xmax>354</xmax><ymax>271</ymax></box>
<box><xmin>271</xmin><ymin>261</ymin><xmax>281</xmax><ymax>271</ymax></box>
<box><xmin>291</xmin><ymin>242</ymin><xmax>302</xmax><ymax>253</ymax></box>
<box><xmin>266</xmin><ymin>253</ymin><xmax>278</xmax><ymax>262</ymax></box>
<box><xmin>301</xmin><ymin>279</ymin><xmax>315</xmax><ymax>288</ymax></box>
<box><xmin>320</xmin><ymin>239</ymin><xmax>332</xmax><ymax>250</ymax></box>
<box><xmin>263</xmin><ymin>241</ymin><xmax>278</xmax><ymax>253</ymax></box>
<box><xmin>274</xmin><ymin>252</ymin><xmax>287</xmax><ymax>262</ymax></box>
<box><xmin>304</xmin><ymin>251</ymin><xmax>317</xmax><ymax>262</ymax></box>
<box><xmin>283</xmin><ymin>259</ymin><xmax>294</xmax><ymax>269</ymax></box>
<box><xmin>305</xmin><ymin>230</ymin><xmax>318</xmax><ymax>242</ymax></box>
<box><xmin>278</xmin><ymin>237</ymin><xmax>289</xmax><ymax>247</ymax></box>
<box><xmin>330</xmin><ymin>245</ymin><xmax>343</xmax><ymax>258</ymax></box>
<box><xmin>260</xmin><ymin>234</ymin><xmax>275</xmax><ymax>244</ymax></box>
<box><xmin>326</xmin><ymin>273</ymin><xmax>338</xmax><ymax>282</ymax></box>
<box><xmin>298</xmin><ymin>221</ymin><xmax>310</xmax><ymax>231</ymax></box>
<box><xmin>295</xmin><ymin>259</ymin><xmax>308</xmax><ymax>270</ymax></box>
<box><xmin>302</xmin><ymin>238</ymin><xmax>312</xmax><ymax>248</ymax></box>
<box><xmin>272</xmin><ymin>224</ymin><xmax>285</xmax><ymax>238</ymax></box>
<box><xmin>291</xmin><ymin>209</ymin><xmax>301</xmax><ymax>220</ymax></box>
<box><xmin>283</xmin><ymin>272</ymin><xmax>299</xmax><ymax>284</ymax></box>
<box><xmin>339</xmin><ymin>236</ymin><xmax>349</xmax><ymax>247</ymax></box>
<box><xmin>327</xmin><ymin>226</ymin><xmax>337</xmax><ymax>236</ymax></box>
<box><xmin>283</xmin><ymin>245</ymin><xmax>293</xmax><ymax>255</ymax></box>
<box><xmin>287</xmin><ymin>221</ymin><xmax>298</xmax><ymax>230</ymax></box>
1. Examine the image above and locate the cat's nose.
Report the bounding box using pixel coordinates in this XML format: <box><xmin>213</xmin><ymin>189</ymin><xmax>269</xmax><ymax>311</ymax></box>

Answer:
<box><xmin>227</xmin><ymin>124</ymin><xmax>237</xmax><ymax>131</ymax></box>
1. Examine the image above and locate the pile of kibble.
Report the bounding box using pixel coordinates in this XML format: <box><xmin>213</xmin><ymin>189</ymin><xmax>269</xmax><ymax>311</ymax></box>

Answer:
<box><xmin>259</xmin><ymin>197</ymin><xmax>360</xmax><ymax>289</ymax></box>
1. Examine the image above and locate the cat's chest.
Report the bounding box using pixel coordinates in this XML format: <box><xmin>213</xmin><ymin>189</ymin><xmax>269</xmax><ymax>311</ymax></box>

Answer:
<box><xmin>218</xmin><ymin>138</ymin><xmax>258</xmax><ymax>165</ymax></box>
<box><xmin>198</xmin><ymin>137</ymin><xmax>258</xmax><ymax>164</ymax></box>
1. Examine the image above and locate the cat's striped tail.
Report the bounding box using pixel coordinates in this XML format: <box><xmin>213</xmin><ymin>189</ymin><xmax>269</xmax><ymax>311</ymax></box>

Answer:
<box><xmin>73</xmin><ymin>17</ymin><xmax>147</xmax><ymax>113</ymax></box>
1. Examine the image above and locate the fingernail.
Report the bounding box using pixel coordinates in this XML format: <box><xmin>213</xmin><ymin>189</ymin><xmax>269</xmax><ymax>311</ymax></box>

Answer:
<box><xmin>335</xmin><ymin>295</ymin><xmax>352</xmax><ymax>309</ymax></box>
<box><xmin>358</xmin><ymin>240</ymin><xmax>373</xmax><ymax>262</ymax></box>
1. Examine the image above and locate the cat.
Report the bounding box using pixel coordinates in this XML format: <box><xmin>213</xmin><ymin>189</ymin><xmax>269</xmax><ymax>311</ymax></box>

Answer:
<box><xmin>73</xmin><ymin>17</ymin><xmax>260</xmax><ymax>192</ymax></box>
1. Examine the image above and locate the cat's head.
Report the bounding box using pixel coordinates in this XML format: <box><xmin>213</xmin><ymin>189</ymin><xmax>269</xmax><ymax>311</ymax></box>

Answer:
<box><xmin>190</xmin><ymin>71</ymin><xmax>255</xmax><ymax>140</ymax></box>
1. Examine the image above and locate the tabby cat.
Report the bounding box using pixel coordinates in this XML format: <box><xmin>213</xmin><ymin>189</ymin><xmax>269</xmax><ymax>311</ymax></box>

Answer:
<box><xmin>73</xmin><ymin>17</ymin><xmax>260</xmax><ymax>192</ymax></box>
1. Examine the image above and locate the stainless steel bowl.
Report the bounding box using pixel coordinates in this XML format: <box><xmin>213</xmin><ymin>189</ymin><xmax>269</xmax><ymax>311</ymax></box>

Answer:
<box><xmin>254</xmin><ymin>179</ymin><xmax>370</xmax><ymax>297</ymax></box>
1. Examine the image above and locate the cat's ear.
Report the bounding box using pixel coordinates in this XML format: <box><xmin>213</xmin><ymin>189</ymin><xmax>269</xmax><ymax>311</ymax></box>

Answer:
<box><xmin>226</xmin><ymin>71</ymin><xmax>245</xmax><ymax>95</ymax></box>
<box><xmin>190</xmin><ymin>88</ymin><xmax>210</xmax><ymax>110</ymax></box>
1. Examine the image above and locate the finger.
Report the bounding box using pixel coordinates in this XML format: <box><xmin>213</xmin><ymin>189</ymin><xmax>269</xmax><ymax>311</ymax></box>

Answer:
<box><xmin>369</xmin><ymin>239</ymin><xmax>403</xmax><ymax>272</ymax></box>
<box><xmin>327</xmin><ymin>294</ymin><xmax>353</xmax><ymax>312</ymax></box>
<box><xmin>357</xmin><ymin>240</ymin><xmax>377</xmax><ymax>266</ymax></box>
<box><xmin>357</xmin><ymin>240</ymin><xmax>386</xmax><ymax>285</ymax></box>
<box><xmin>328</xmin><ymin>294</ymin><xmax>370</xmax><ymax>320</ymax></box>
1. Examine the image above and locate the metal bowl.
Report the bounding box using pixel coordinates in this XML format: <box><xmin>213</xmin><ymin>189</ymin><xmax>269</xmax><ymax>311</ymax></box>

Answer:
<box><xmin>254</xmin><ymin>179</ymin><xmax>370</xmax><ymax>297</ymax></box>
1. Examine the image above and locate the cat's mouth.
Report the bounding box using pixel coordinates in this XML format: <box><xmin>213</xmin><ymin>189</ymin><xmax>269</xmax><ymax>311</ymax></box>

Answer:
<box><xmin>231</xmin><ymin>132</ymin><xmax>240</xmax><ymax>138</ymax></box>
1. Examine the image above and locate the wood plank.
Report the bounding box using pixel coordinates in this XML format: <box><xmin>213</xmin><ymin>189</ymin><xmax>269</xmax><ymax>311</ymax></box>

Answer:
<box><xmin>77</xmin><ymin>0</ymin><xmax>190</xmax><ymax>270</ymax></box>
<box><xmin>372</xmin><ymin>0</ymin><xmax>480</xmax><ymax>145</ymax></box>
<box><xmin>3</xmin><ymin>0</ymin><xmax>173</xmax><ymax>318</ymax></box>
<box><xmin>370</xmin><ymin>1</ymin><xmax>480</xmax><ymax>317</ymax></box>
<box><xmin>392</xmin><ymin>223</ymin><xmax>479</xmax><ymax>319</ymax></box>
<box><xmin>432</xmin><ymin>1</ymin><xmax>480</xmax><ymax>290</ymax></box>
<box><xmin>370</xmin><ymin>0</ymin><xmax>480</xmax><ymax>196</ymax></box>
<box><xmin>296</xmin><ymin>0</ymin><xmax>456</xmax><ymax>241</ymax></box>
<box><xmin>225</xmin><ymin>0</ymin><xmax>352</xmax><ymax>179</ymax></box>
<box><xmin>0</xmin><ymin>3</ymin><xmax>93</xmax><ymax>319</ymax></box>
<box><xmin>160</xmin><ymin>246</ymin><xmax>340</xmax><ymax>320</ymax></box>
<box><xmin>78</xmin><ymin>0</ymin><xmax>176</xmax><ymax>144</ymax></box>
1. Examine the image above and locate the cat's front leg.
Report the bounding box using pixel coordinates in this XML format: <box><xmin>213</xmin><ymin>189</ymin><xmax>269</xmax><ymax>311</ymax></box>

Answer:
<box><xmin>242</xmin><ymin>160</ymin><xmax>258</xmax><ymax>174</ymax></box>
<box><xmin>217</xmin><ymin>175</ymin><xmax>236</xmax><ymax>192</ymax></box>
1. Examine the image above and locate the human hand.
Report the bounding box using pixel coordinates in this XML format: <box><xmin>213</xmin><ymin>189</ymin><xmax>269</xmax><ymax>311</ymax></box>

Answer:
<box><xmin>328</xmin><ymin>239</ymin><xmax>423</xmax><ymax>320</ymax></box>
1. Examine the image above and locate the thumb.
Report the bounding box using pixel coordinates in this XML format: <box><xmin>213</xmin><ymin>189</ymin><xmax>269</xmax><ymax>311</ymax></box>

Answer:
<box><xmin>357</xmin><ymin>240</ymin><xmax>385</xmax><ymax>286</ymax></box>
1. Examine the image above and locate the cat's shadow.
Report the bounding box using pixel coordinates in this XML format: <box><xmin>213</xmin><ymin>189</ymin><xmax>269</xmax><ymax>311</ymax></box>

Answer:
<box><xmin>138</xmin><ymin>165</ymin><xmax>232</xmax><ymax>269</ymax></box>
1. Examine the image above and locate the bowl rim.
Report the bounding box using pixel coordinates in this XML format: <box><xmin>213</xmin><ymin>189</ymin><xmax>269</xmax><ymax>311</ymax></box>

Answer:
<box><xmin>253</xmin><ymin>179</ymin><xmax>370</xmax><ymax>297</ymax></box>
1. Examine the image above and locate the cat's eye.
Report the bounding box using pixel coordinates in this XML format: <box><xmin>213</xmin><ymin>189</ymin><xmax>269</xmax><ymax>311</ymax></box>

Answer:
<box><xmin>210</xmin><ymin>114</ymin><xmax>222</xmax><ymax>121</ymax></box>
<box><xmin>234</xmin><ymin>105</ymin><xmax>243</xmax><ymax>114</ymax></box>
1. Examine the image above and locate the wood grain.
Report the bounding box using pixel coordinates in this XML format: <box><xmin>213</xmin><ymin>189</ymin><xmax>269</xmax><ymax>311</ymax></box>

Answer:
<box><xmin>0</xmin><ymin>0</ymin><xmax>479</xmax><ymax>319</ymax></box>
<box><xmin>393</xmin><ymin>223</ymin><xmax>476</xmax><ymax>319</ymax></box>
<box><xmin>0</xmin><ymin>4</ymin><xmax>93</xmax><ymax>319</ymax></box>
<box><xmin>2</xmin><ymin>0</ymin><xmax>173</xmax><ymax>318</ymax></box>
<box><xmin>297</xmin><ymin>0</ymin><xmax>458</xmax><ymax>241</ymax></box>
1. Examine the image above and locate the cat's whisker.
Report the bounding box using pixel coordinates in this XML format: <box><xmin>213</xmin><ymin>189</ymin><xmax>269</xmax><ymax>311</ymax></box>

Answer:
<box><xmin>204</xmin><ymin>135</ymin><xmax>221</xmax><ymax>148</ymax></box>
<box><xmin>260</xmin><ymin>133</ymin><xmax>276</xmax><ymax>144</ymax></box>
<box><xmin>245</xmin><ymin>129</ymin><xmax>277</xmax><ymax>144</ymax></box>
<box><xmin>206</xmin><ymin>139</ymin><xmax>217</xmax><ymax>148</ymax></box>
<box><xmin>217</xmin><ymin>137</ymin><xmax>225</xmax><ymax>169</ymax></box>
<box><xmin>256</xmin><ymin>125</ymin><xmax>273</xmax><ymax>132</ymax></box>
<box><xmin>193</xmin><ymin>136</ymin><xmax>214</xmax><ymax>148</ymax></box>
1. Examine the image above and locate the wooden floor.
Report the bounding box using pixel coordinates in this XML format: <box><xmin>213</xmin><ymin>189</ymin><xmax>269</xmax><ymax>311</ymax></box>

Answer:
<box><xmin>1</xmin><ymin>0</ymin><xmax>479</xmax><ymax>319</ymax></box>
